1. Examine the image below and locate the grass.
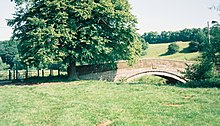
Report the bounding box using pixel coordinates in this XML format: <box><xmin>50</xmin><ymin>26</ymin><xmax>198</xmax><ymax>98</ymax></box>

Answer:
<box><xmin>0</xmin><ymin>80</ymin><xmax>219</xmax><ymax>125</ymax></box>
<box><xmin>131</xmin><ymin>75</ymin><xmax>167</xmax><ymax>85</ymax></box>
<box><xmin>143</xmin><ymin>42</ymin><xmax>201</xmax><ymax>61</ymax></box>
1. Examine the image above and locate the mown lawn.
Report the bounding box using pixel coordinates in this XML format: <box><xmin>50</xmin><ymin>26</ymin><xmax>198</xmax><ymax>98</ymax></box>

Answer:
<box><xmin>0</xmin><ymin>81</ymin><xmax>219</xmax><ymax>125</ymax></box>
<box><xmin>143</xmin><ymin>42</ymin><xmax>201</xmax><ymax>61</ymax></box>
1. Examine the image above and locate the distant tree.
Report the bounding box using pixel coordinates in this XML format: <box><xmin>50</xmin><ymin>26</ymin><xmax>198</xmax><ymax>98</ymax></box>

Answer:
<box><xmin>188</xmin><ymin>41</ymin><xmax>201</xmax><ymax>52</ymax></box>
<box><xmin>204</xmin><ymin>24</ymin><xmax>220</xmax><ymax>66</ymax></box>
<box><xmin>188</xmin><ymin>29</ymin><xmax>207</xmax><ymax>52</ymax></box>
<box><xmin>9</xmin><ymin>0</ymin><xmax>142</xmax><ymax>80</ymax></box>
<box><xmin>166</xmin><ymin>43</ymin><xmax>180</xmax><ymax>55</ymax></box>
<box><xmin>142</xmin><ymin>28</ymin><xmax>205</xmax><ymax>44</ymax></box>
<box><xmin>142</xmin><ymin>32</ymin><xmax>159</xmax><ymax>44</ymax></box>
<box><xmin>160</xmin><ymin>31</ymin><xmax>171</xmax><ymax>43</ymax></box>
<box><xmin>0</xmin><ymin>40</ymin><xmax>18</xmax><ymax>68</ymax></box>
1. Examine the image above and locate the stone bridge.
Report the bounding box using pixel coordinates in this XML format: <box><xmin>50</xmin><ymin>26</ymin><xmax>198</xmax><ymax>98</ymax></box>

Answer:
<box><xmin>76</xmin><ymin>58</ymin><xmax>194</xmax><ymax>83</ymax></box>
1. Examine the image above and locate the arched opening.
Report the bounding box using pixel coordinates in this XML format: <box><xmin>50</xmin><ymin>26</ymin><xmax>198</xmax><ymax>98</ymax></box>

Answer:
<box><xmin>126</xmin><ymin>71</ymin><xmax>186</xmax><ymax>84</ymax></box>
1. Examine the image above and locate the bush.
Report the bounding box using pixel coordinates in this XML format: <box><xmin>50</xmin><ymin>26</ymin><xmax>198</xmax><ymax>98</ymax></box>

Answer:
<box><xmin>141</xmin><ymin>42</ymin><xmax>148</xmax><ymax>56</ymax></box>
<box><xmin>142</xmin><ymin>42</ymin><xmax>148</xmax><ymax>51</ymax></box>
<box><xmin>183</xmin><ymin>78</ymin><xmax>220</xmax><ymax>88</ymax></box>
<box><xmin>188</xmin><ymin>41</ymin><xmax>200</xmax><ymax>52</ymax></box>
<box><xmin>188</xmin><ymin>41</ymin><xmax>205</xmax><ymax>52</ymax></box>
<box><xmin>184</xmin><ymin>60</ymin><xmax>218</xmax><ymax>81</ymax></box>
<box><xmin>167</xmin><ymin>43</ymin><xmax>180</xmax><ymax>54</ymax></box>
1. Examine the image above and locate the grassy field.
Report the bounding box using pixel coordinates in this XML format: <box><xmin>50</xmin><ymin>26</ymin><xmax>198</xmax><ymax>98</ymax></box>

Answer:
<box><xmin>143</xmin><ymin>42</ymin><xmax>201</xmax><ymax>61</ymax></box>
<box><xmin>0</xmin><ymin>81</ymin><xmax>219</xmax><ymax>125</ymax></box>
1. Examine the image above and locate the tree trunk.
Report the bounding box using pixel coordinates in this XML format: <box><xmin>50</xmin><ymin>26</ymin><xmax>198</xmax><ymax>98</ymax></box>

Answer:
<box><xmin>42</xmin><ymin>69</ymin><xmax>44</xmax><ymax>77</ymax></box>
<box><xmin>67</xmin><ymin>61</ymin><xmax>79</xmax><ymax>81</ymax></box>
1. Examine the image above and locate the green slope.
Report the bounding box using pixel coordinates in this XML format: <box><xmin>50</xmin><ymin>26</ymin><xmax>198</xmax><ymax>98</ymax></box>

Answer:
<box><xmin>143</xmin><ymin>42</ymin><xmax>201</xmax><ymax>61</ymax></box>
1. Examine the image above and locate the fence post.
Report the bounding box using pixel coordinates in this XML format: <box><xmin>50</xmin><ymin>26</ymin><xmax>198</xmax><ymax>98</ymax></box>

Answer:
<box><xmin>42</xmin><ymin>69</ymin><xmax>44</xmax><ymax>77</ymax></box>
<box><xmin>25</xmin><ymin>66</ymin><xmax>28</xmax><ymax>79</ymax></box>
<box><xmin>58</xmin><ymin>69</ymin><xmax>61</xmax><ymax>76</ymax></box>
<box><xmin>50</xmin><ymin>69</ymin><xmax>53</xmax><ymax>76</ymax></box>
<box><xmin>16</xmin><ymin>63</ymin><xmax>18</xmax><ymax>80</ymax></box>
<box><xmin>37</xmin><ymin>69</ymin><xmax>40</xmax><ymax>77</ymax></box>
<box><xmin>9</xmin><ymin>69</ymin><xmax>12</xmax><ymax>81</ymax></box>
<box><xmin>13</xmin><ymin>69</ymin><xmax>15</xmax><ymax>80</ymax></box>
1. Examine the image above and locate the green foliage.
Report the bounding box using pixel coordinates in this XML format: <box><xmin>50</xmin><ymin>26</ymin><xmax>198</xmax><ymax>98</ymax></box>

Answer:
<box><xmin>141</xmin><ymin>39</ymin><xmax>148</xmax><ymax>51</ymax></box>
<box><xmin>183</xmin><ymin>78</ymin><xmax>220</xmax><ymax>88</ymax></box>
<box><xmin>183</xmin><ymin>22</ymin><xmax>220</xmax><ymax>87</ymax></box>
<box><xmin>203</xmin><ymin>25</ymin><xmax>220</xmax><ymax>66</ymax></box>
<box><xmin>142</xmin><ymin>28</ymin><xmax>206</xmax><ymax>44</ymax></box>
<box><xmin>187</xmin><ymin>29</ymin><xmax>207</xmax><ymax>52</ymax></box>
<box><xmin>0</xmin><ymin>58</ymin><xmax>10</xmax><ymax>70</ymax></box>
<box><xmin>184</xmin><ymin>60</ymin><xmax>218</xmax><ymax>81</ymax></box>
<box><xmin>188</xmin><ymin>41</ymin><xmax>201</xmax><ymax>52</ymax></box>
<box><xmin>0</xmin><ymin>40</ymin><xmax>19</xmax><ymax>68</ymax></box>
<box><xmin>9</xmin><ymin>0</ymin><xmax>142</xmax><ymax>79</ymax></box>
<box><xmin>139</xmin><ymin>37</ymin><xmax>148</xmax><ymax>56</ymax></box>
<box><xmin>166</xmin><ymin>42</ymin><xmax>180</xmax><ymax>55</ymax></box>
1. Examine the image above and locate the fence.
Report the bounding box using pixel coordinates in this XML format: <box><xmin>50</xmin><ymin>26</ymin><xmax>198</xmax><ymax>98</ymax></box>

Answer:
<box><xmin>0</xmin><ymin>69</ymin><xmax>67</xmax><ymax>81</ymax></box>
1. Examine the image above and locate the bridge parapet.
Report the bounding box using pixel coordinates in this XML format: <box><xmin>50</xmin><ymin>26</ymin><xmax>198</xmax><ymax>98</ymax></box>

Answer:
<box><xmin>78</xmin><ymin>58</ymin><xmax>195</xmax><ymax>83</ymax></box>
<box><xmin>117</xmin><ymin>58</ymin><xmax>194</xmax><ymax>71</ymax></box>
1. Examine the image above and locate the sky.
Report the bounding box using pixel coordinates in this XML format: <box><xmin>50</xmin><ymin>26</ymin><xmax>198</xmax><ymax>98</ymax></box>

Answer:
<box><xmin>129</xmin><ymin>0</ymin><xmax>220</xmax><ymax>33</ymax></box>
<box><xmin>0</xmin><ymin>0</ymin><xmax>220</xmax><ymax>41</ymax></box>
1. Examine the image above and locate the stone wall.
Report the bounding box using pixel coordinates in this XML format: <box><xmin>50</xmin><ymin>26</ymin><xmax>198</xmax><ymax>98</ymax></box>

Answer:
<box><xmin>77</xmin><ymin>58</ymin><xmax>195</xmax><ymax>81</ymax></box>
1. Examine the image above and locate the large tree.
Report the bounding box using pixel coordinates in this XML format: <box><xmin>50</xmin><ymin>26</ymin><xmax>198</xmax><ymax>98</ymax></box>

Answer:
<box><xmin>9</xmin><ymin>0</ymin><xmax>142</xmax><ymax>80</ymax></box>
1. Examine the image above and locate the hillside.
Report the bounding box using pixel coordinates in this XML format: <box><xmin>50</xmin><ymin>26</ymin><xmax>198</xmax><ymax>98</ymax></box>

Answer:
<box><xmin>143</xmin><ymin>42</ymin><xmax>201</xmax><ymax>61</ymax></box>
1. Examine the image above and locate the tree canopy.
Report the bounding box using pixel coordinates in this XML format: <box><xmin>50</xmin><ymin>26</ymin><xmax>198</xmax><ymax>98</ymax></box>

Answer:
<box><xmin>142</xmin><ymin>28</ymin><xmax>207</xmax><ymax>44</ymax></box>
<box><xmin>9</xmin><ymin>0</ymin><xmax>142</xmax><ymax>80</ymax></box>
<box><xmin>0</xmin><ymin>40</ymin><xmax>19</xmax><ymax>68</ymax></box>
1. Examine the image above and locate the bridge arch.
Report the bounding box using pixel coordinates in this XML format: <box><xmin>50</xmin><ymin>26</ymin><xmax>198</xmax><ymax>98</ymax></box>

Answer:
<box><xmin>126</xmin><ymin>70</ymin><xmax>186</xmax><ymax>83</ymax></box>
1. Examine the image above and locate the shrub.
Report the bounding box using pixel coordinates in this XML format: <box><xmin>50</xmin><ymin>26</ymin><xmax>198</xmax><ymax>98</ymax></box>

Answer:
<box><xmin>142</xmin><ymin>42</ymin><xmax>148</xmax><ymax>51</ymax></box>
<box><xmin>183</xmin><ymin>78</ymin><xmax>220</xmax><ymax>88</ymax></box>
<box><xmin>188</xmin><ymin>41</ymin><xmax>205</xmax><ymax>52</ymax></box>
<box><xmin>167</xmin><ymin>43</ymin><xmax>180</xmax><ymax>54</ymax></box>
<box><xmin>188</xmin><ymin>41</ymin><xmax>200</xmax><ymax>52</ymax></box>
<box><xmin>184</xmin><ymin>59</ymin><xmax>217</xmax><ymax>81</ymax></box>
<box><xmin>141</xmin><ymin>42</ymin><xmax>148</xmax><ymax>56</ymax></box>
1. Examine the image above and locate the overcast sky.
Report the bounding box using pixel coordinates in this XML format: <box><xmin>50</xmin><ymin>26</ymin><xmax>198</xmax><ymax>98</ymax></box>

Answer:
<box><xmin>129</xmin><ymin>0</ymin><xmax>220</xmax><ymax>33</ymax></box>
<box><xmin>0</xmin><ymin>0</ymin><xmax>220</xmax><ymax>41</ymax></box>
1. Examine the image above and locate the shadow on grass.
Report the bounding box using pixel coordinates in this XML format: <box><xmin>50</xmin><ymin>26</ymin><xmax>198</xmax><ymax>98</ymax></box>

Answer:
<box><xmin>167</xmin><ymin>79</ymin><xmax>220</xmax><ymax>89</ymax></box>
<box><xmin>179</xmin><ymin>47</ymin><xmax>192</xmax><ymax>53</ymax></box>
<box><xmin>126</xmin><ymin>78</ymin><xmax>220</xmax><ymax>89</ymax></box>
<box><xmin>0</xmin><ymin>75</ymin><xmax>74</xmax><ymax>86</ymax></box>
<box><xmin>159</xmin><ymin>52</ymin><xmax>170</xmax><ymax>56</ymax></box>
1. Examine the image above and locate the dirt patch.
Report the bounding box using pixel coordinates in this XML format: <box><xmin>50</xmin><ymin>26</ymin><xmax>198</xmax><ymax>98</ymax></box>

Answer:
<box><xmin>183</xmin><ymin>95</ymin><xmax>193</xmax><ymax>99</ymax></box>
<box><xmin>96</xmin><ymin>120</ymin><xmax>112</xmax><ymax>126</ymax></box>
<box><xmin>163</xmin><ymin>104</ymin><xmax>183</xmax><ymax>107</ymax></box>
